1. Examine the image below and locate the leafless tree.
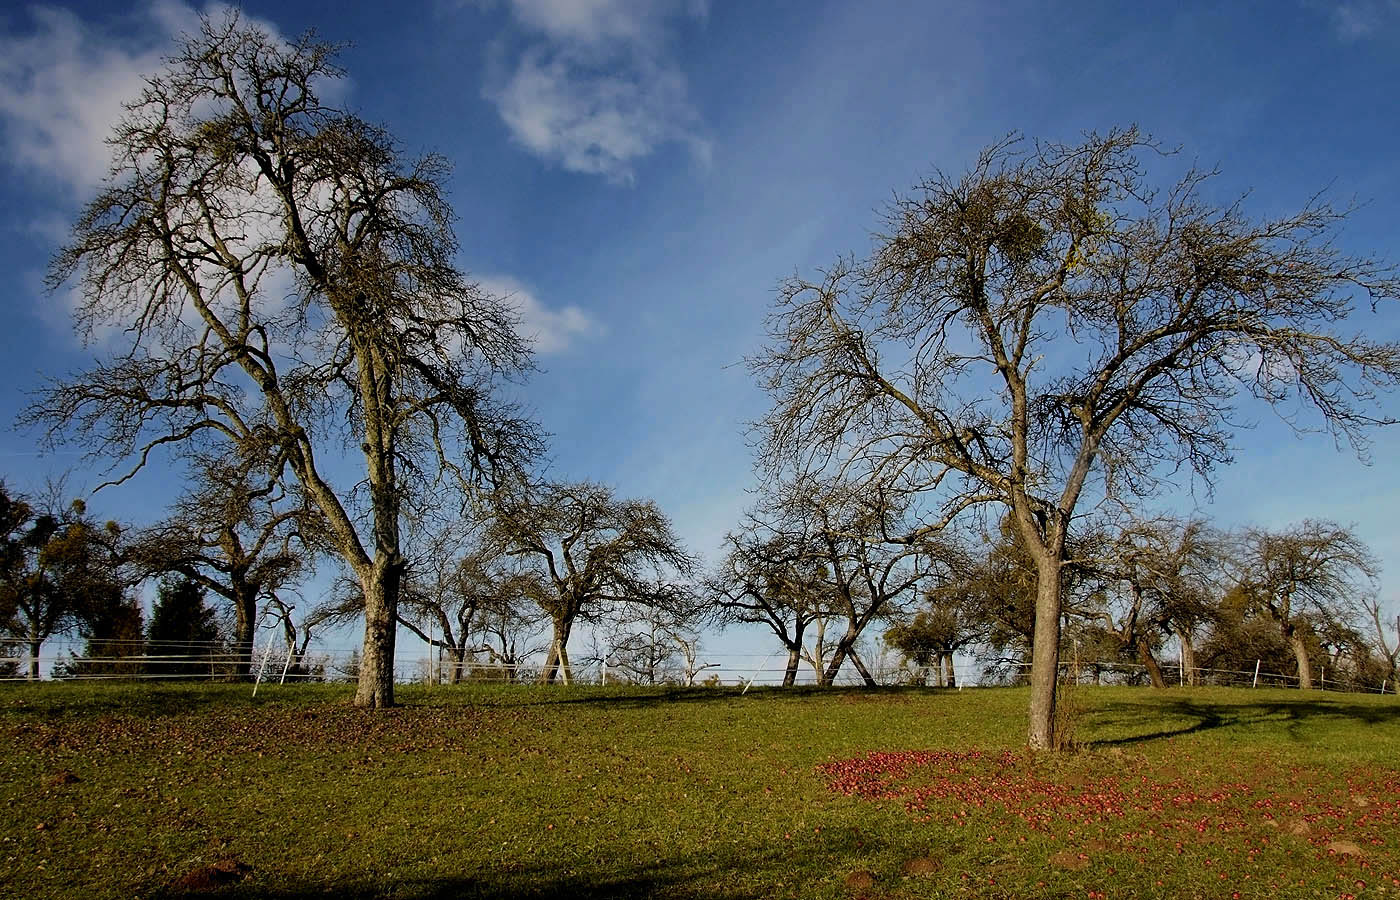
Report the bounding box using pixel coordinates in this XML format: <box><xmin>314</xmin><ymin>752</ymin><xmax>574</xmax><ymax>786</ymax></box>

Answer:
<box><xmin>1362</xmin><ymin>595</ymin><xmax>1400</xmax><ymax>689</ymax></box>
<box><xmin>128</xmin><ymin>451</ymin><xmax>322</xmax><ymax>677</ymax></box>
<box><xmin>1229</xmin><ymin>520</ymin><xmax>1378</xmax><ymax>689</ymax></box>
<box><xmin>24</xmin><ymin>15</ymin><xmax>540</xmax><ymax>707</ymax></box>
<box><xmin>773</xmin><ymin>476</ymin><xmax>935</xmax><ymax>686</ymax></box>
<box><xmin>492</xmin><ymin>481</ymin><xmax>696</xmax><ymax>684</ymax></box>
<box><xmin>706</xmin><ymin>518</ymin><xmax>834</xmax><ymax>687</ymax></box>
<box><xmin>395</xmin><ymin>519</ymin><xmax>546</xmax><ymax>683</ymax></box>
<box><xmin>751</xmin><ymin>128</ymin><xmax>1400</xmax><ymax>747</ymax></box>
<box><xmin>1091</xmin><ymin>516</ymin><xmax>1222</xmax><ymax>687</ymax></box>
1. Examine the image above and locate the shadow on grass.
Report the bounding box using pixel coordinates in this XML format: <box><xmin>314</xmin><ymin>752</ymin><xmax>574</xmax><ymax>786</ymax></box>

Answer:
<box><xmin>1087</xmin><ymin>693</ymin><xmax>1400</xmax><ymax>747</ymax></box>
<box><xmin>478</xmin><ymin>683</ymin><xmax>945</xmax><ymax>709</ymax></box>
<box><xmin>151</xmin><ymin>833</ymin><xmax>874</xmax><ymax>900</ymax></box>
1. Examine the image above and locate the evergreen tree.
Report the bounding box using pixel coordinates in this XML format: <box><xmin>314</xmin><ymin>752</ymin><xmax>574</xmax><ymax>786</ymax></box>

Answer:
<box><xmin>147</xmin><ymin>577</ymin><xmax>220</xmax><ymax>677</ymax></box>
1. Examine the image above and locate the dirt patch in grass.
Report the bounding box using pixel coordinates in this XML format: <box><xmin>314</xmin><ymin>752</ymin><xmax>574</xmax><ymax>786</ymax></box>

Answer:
<box><xmin>169</xmin><ymin>856</ymin><xmax>249</xmax><ymax>892</ymax></box>
<box><xmin>900</xmin><ymin>855</ymin><xmax>942</xmax><ymax>876</ymax></box>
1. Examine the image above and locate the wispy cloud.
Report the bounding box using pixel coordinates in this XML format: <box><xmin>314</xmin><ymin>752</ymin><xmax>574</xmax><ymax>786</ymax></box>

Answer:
<box><xmin>1313</xmin><ymin>0</ymin><xmax>1400</xmax><ymax>39</ymax></box>
<box><xmin>481</xmin><ymin>0</ymin><xmax>710</xmax><ymax>184</ymax></box>
<box><xmin>478</xmin><ymin>275</ymin><xmax>603</xmax><ymax>354</ymax></box>
<box><xmin>0</xmin><ymin>1</ymin><xmax>285</xmax><ymax>195</ymax></box>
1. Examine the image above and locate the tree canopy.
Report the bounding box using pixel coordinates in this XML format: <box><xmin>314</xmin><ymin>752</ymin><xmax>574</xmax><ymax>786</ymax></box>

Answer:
<box><xmin>753</xmin><ymin>128</ymin><xmax>1400</xmax><ymax>747</ymax></box>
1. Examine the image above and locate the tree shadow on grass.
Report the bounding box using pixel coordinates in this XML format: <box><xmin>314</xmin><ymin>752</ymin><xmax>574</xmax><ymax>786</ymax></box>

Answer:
<box><xmin>444</xmin><ymin>683</ymin><xmax>934</xmax><ymax>711</ymax></box>
<box><xmin>151</xmin><ymin>832</ymin><xmax>877</xmax><ymax>900</ymax></box>
<box><xmin>1086</xmin><ymin>693</ymin><xmax>1400</xmax><ymax>748</ymax></box>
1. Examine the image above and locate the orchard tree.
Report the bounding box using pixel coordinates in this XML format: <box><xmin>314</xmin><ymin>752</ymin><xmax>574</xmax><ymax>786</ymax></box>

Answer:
<box><xmin>0</xmin><ymin>481</ymin><xmax>128</xmax><ymax>679</ymax></box>
<box><xmin>1093</xmin><ymin>517</ymin><xmax>1222</xmax><ymax>687</ymax></box>
<box><xmin>773</xmin><ymin>476</ymin><xmax>934</xmax><ymax>686</ymax></box>
<box><xmin>129</xmin><ymin>452</ymin><xmax>322</xmax><ymax>677</ymax></box>
<box><xmin>707</xmin><ymin>517</ymin><xmax>834</xmax><ymax>687</ymax></box>
<box><xmin>493</xmin><ymin>481</ymin><xmax>695</xmax><ymax>684</ymax></box>
<box><xmin>26</xmin><ymin>16</ymin><xmax>540</xmax><ymax>706</ymax></box>
<box><xmin>395</xmin><ymin>520</ymin><xmax>546</xmax><ymax>683</ymax></box>
<box><xmin>752</xmin><ymin>128</ymin><xmax>1400</xmax><ymax>747</ymax></box>
<box><xmin>1230</xmin><ymin>520</ymin><xmax>1378</xmax><ymax>689</ymax></box>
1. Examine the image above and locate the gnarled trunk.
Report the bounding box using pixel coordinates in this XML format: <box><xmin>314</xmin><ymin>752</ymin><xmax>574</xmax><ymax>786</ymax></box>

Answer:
<box><xmin>1134</xmin><ymin>638</ymin><xmax>1168</xmax><ymax>688</ymax></box>
<box><xmin>538</xmin><ymin>615</ymin><xmax>575</xmax><ymax>684</ymax></box>
<box><xmin>1288</xmin><ymin>628</ymin><xmax>1314</xmax><ymax>690</ymax></box>
<box><xmin>355</xmin><ymin>559</ymin><xmax>401</xmax><ymax>708</ymax></box>
<box><xmin>232</xmin><ymin>581</ymin><xmax>257</xmax><ymax>680</ymax></box>
<box><xmin>782</xmin><ymin>645</ymin><xmax>801</xmax><ymax>687</ymax></box>
<box><xmin>446</xmin><ymin>647</ymin><xmax>467</xmax><ymax>684</ymax></box>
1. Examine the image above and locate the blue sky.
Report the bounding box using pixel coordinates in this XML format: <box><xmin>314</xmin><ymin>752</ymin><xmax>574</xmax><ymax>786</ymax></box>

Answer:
<box><xmin>2</xmin><ymin>0</ymin><xmax>1400</xmax><ymax>669</ymax></box>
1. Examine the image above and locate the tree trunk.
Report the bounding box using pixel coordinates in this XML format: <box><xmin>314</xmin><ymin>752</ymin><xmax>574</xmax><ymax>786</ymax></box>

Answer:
<box><xmin>232</xmin><ymin>582</ymin><xmax>257</xmax><ymax>680</ymax></box>
<box><xmin>354</xmin><ymin>559</ymin><xmax>401</xmax><ymax>708</ymax></box>
<box><xmin>1288</xmin><ymin>628</ymin><xmax>1314</xmax><ymax>690</ymax></box>
<box><xmin>782</xmin><ymin>645</ymin><xmax>801</xmax><ymax>687</ymax></box>
<box><xmin>28</xmin><ymin>637</ymin><xmax>40</xmax><ymax>681</ymax></box>
<box><xmin>821</xmin><ymin>622</ymin><xmax>865</xmax><ymax>686</ymax></box>
<box><xmin>1175</xmin><ymin>626</ymin><xmax>1197</xmax><ymax>686</ymax></box>
<box><xmin>848</xmin><ymin>648</ymin><xmax>878</xmax><ymax>687</ymax></box>
<box><xmin>943</xmin><ymin>652</ymin><xmax>956</xmax><ymax>688</ymax></box>
<box><xmin>1027</xmin><ymin>556</ymin><xmax>1064</xmax><ymax>750</ymax></box>
<box><xmin>1135</xmin><ymin>638</ymin><xmax>1168</xmax><ymax>688</ymax></box>
<box><xmin>446</xmin><ymin>647</ymin><xmax>466</xmax><ymax>684</ymax></box>
<box><xmin>538</xmin><ymin>615</ymin><xmax>574</xmax><ymax>684</ymax></box>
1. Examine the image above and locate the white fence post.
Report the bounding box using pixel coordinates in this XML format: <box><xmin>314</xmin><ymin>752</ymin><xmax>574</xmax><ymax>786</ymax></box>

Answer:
<box><xmin>1252</xmin><ymin>659</ymin><xmax>1261</xmax><ymax>688</ymax></box>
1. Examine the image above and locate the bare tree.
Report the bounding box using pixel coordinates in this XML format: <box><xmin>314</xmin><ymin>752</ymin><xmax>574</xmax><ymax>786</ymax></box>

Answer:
<box><xmin>1362</xmin><ymin>596</ymin><xmax>1400</xmax><ymax>689</ymax></box>
<box><xmin>1230</xmin><ymin>520</ymin><xmax>1378</xmax><ymax>689</ymax></box>
<box><xmin>395</xmin><ymin>521</ymin><xmax>545</xmax><ymax>683</ymax></box>
<box><xmin>493</xmin><ymin>481</ymin><xmax>696</xmax><ymax>684</ymax></box>
<box><xmin>775</xmin><ymin>477</ymin><xmax>933</xmax><ymax>687</ymax></box>
<box><xmin>129</xmin><ymin>452</ymin><xmax>321</xmax><ymax>677</ymax></box>
<box><xmin>751</xmin><ymin>128</ymin><xmax>1400</xmax><ymax>747</ymax></box>
<box><xmin>1092</xmin><ymin>517</ymin><xmax>1222</xmax><ymax>687</ymax></box>
<box><xmin>706</xmin><ymin>519</ymin><xmax>833</xmax><ymax>687</ymax></box>
<box><xmin>24</xmin><ymin>15</ymin><xmax>540</xmax><ymax>707</ymax></box>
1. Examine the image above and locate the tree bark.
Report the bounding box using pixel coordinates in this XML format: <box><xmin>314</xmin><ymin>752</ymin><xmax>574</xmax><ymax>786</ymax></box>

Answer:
<box><xmin>27</xmin><ymin>637</ymin><xmax>40</xmax><ymax>681</ymax></box>
<box><xmin>1134</xmin><ymin>638</ymin><xmax>1168</xmax><ymax>689</ymax></box>
<box><xmin>1175</xmin><ymin>626</ymin><xmax>1197</xmax><ymax>686</ymax></box>
<box><xmin>1288</xmin><ymin>628</ymin><xmax>1314</xmax><ymax>690</ymax></box>
<box><xmin>354</xmin><ymin>559</ymin><xmax>401</xmax><ymax>708</ymax></box>
<box><xmin>943</xmin><ymin>652</ymin><xmax>956</xmax><ymax>688</ymax></box>
<box><xmin>538</xmin><ymin>615</ymin><xmax>575</xmax><ymax>684</ymax></box>
<box><xmin>1027</xmin><ymin>556</ymin><xmax>1063</xmax><ymax>750</ymax></box>
<box><xmin>447</xmin><ymin>647</ymin><xmax>466</xmax><ymax>684</ymax></box>
<box><xmin>232</xmin><ymin>581</ymin><xmax>257</xmax><ymax>680</ymax></box>
<box><xmin>782</xmin><ymin>645</ymin><xmax>801</xmax><ymax>687</ymax></box>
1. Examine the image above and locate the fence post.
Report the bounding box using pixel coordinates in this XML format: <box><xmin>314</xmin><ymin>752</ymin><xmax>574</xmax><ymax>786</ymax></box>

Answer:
<box><xmin>1252</xmin><ymin>659</ymin><xmax>1261</xmax><ymax>688</ymax></box>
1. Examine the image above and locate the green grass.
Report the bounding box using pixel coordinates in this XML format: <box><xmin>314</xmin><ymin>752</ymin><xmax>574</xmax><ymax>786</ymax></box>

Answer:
<box><xmin>2</xmin><ymin>681</ymin><xmax>1398</xmax><ymax>898</ymax></box>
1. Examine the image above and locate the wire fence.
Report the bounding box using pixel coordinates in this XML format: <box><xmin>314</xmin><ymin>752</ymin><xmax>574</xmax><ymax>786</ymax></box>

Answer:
<box><xmin>0</xmin><ymin>635</ymin><xmax>1393</xmax><ymax>695</ymax></box>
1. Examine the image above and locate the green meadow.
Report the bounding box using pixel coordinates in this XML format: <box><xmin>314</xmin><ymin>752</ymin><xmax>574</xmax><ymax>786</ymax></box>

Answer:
<box><xmin>3</xmin><ymin>682</ymin><xmax>1398</xmax><ymax>899</ymax></box>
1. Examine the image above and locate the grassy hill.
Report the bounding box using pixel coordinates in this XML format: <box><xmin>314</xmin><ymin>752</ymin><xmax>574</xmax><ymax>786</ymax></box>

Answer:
<box><xmin>3</xmin><ymin>682</ymin><xmax>1398</xmax><ymax>898</ymax></box>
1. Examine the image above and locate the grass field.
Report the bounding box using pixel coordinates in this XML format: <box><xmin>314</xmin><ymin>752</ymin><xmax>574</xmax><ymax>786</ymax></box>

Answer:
<box><xmin>2</xmin><ymin>681</ymin><xmax>1398</xmax><ymax>899</ymax></box>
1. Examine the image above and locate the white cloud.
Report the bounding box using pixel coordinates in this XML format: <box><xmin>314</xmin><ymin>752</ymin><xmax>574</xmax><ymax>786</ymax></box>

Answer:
<box><xmin>482</xmin><ymin>0</ymin><xmax>709</xmax><ymax>184</ymax></box>
<box><xmin>501</xmin><ymin>0</ymin><xmax>707</xmax><ymax>46</ymax></box>
<box><xmin>0</xmin><ymin>1</ymin><xmax>284</xmax><ymax>196</ymax></box>
<box><xmin>478</xmin><ymin>275</ymin><xmax>603</xmax><ymax>354</ymax></box>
